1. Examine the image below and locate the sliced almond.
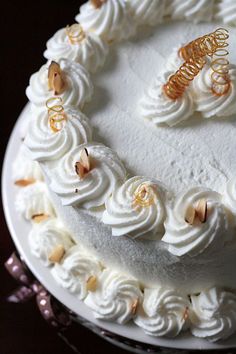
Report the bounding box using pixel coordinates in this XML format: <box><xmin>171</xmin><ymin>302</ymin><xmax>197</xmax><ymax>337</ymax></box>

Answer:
<box><xmin>195</xmin><ymin>198</ymin><xmax>207</xmax><ymax>223</ymax></box>
<box><xmin>91</xmin><ymin>0</ymin><xmax>106</xmax><ymax>9</ymax></box>
<box><xmin>182</xmin><ymin>306</ymin><xmax>189</xmax><ymax>322</ymax></box>
<box><xmin>86</xmin><ymin>275</ymin><xmax>97</xmax><ymax>292</ymax></box>
<box><xmin>131</xmin><ymin>299</ymin><xmax>139</xmax><ymax>315</ymax></box>
<box><xmin>185</xmin><ymin>205</ymin><xmax>196</xmax><ymax>225</ymax></box>
<box><xmin>48</xmin><ymin>61</ymin><xmax>65</xmax><ymax>94</ymax></box>
<box><xmin>75</xmin><ymin>161</ymin><xmax>85</xmax><ymax>179</ymax></box>
<box><xmin>15</xmin><ymin>179</ymin><xmax>36</xmax><ymax>187</ymax></box>
<box><xmin>32</xmin><ymin>214</ymin><xmax>49</xmax><ymax>223</ymax></box>
<box><xmin>75</xmin><ymin>148</ymin><xmax>91</xmax><ymax>179</ymax></box>
<box><xmin>48</xmin><ymin>244</ymin><xmax>65</xmax><ymax>263</ymax></box>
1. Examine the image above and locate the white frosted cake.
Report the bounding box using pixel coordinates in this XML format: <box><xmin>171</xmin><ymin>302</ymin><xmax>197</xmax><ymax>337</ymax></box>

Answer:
<box><xmin>12</xmin><ymin>0</ymin><xmax>236</xmax><ymax>346</ymax></box>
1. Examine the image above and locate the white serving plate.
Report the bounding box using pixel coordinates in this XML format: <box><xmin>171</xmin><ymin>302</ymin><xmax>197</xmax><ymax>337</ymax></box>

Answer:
<box><xmin>2</xmin><ymin>104</ymin><xmax>236</xmax><ymax>352</ymax></box>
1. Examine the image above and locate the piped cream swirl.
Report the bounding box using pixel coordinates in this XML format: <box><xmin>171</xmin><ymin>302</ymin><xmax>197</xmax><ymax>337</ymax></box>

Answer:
<box><xmin>84</xmin><ymin>270</ymin><xmax>142</xmax><ymax>324</ymax></box>
<box><xmin>140</xmin><ymin>73</ymin><xmax>195</xmax><ymax>127</ymax></box>
<box><xmin>50</xmin><ymin>143</ymin><xmax>126</xmax><ymax>209</ymax></box>
<box><xmin>190</xmin><ymin>287</ymin><xmax>236</xmax><ymax>342</ymax></box>
<box><xmin>127</xmin><ymin>0</ymin><xmax>165</xmax><ymax>26</ymax></box>
<box><xmin>44</xmin><ymin>28</ymin><xmax>108</xmax><ymax>73</ymax></box>
<box><xmin>26</xmin><ymin>59</ymin><xmax>93</xmax><ymax>112</ymax></box>
<box><xmin>25</xmin><ymin>107</ymin><xmax>92</xmax><ymax>162</ymax></box>
<box><xmin>134</xmin><ymin>288</ymin><xmax>190</xmax><ymax>337</ymax></box>
<box><xmin>215</xmin><ymin>0</ymin><xmax>236</xmax><ymax>26</ymax></box>
<box><xmin>223</xmin><ymin>178</ymin><xmax>236</xmax><ymax>216</ymax></box>
<box><xmin>165</xmin><ymin>0</ymin><xmax>214</xmax><ymax>23</ymax></box>
<box><xmin>102</xmin><ymin>176</ymin><xmax>166</xmax><ymax>238</ymax></box>
<box><xmin>76</xmin><ymin>0</ymin><xmax>134</xmax><ymax>42</ymax></box>
<box><xmin>29</xmin><ymin>218</ymin><xmax>73</xmax><ymax>266</ymax></box>
<box><xmin>51</xmin><ymin>245</ymin><xmax>102</xmax><ymax>300</ymax></box>
<box><xmin>162</xmin><ymin>187</ymin><xmax>229</xmax><ymax>257</ymax></box>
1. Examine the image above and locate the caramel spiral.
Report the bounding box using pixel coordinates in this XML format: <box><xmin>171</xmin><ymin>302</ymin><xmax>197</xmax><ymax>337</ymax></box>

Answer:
<box><xmin>133</xmin><ymin>184</ymin><xmax>155</xmax><ymax>208</ymax></box>
<box><xmin>163</xmin><ymin>56</ymin><xmax>206</xmax><ymax>100</ymax></box>
<box><xmin>66</xmin><ymin>24</ymin><xmax>85</xmax><ymax>44</ymax></box>
<box><xmin>46</xmin><ymin>97</ymin><xmax>67</xmax><ymax>133</ymax></box>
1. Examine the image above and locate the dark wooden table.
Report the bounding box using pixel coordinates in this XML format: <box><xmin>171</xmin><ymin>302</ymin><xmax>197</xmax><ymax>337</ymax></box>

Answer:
<box><xmin>0</xmin><ymin>1</ymin><xmax>128</xmax><ymax>353</ymax></box>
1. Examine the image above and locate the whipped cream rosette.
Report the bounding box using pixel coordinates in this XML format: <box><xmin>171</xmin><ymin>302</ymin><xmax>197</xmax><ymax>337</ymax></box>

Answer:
<box><xmin>84</xmin><ymin>270</ymin><xmax>142</xmax><ymax>324</ymax></box>
<box><xmin>29</xmin><ymin>218</ymin><xmax>73</xmax><ymax>266</ymax></box>
<box><xmin>140</xmin><ymin>72</ymin><xmax>195</xmax><ymax>127</ymax></box>
<box><xmin>26</xmin><ymin>59</ymin><xmax>93</xmax><ymax>112</ymax></box>
<box><xmin>76</xmin><ymin>0</ymin><xmax>134</xmax><ymax>42</ymax></box>
<box><xmin>52</xmin><ymin>245</ymin><xmax>102</xmax><ymax>300</ymax></box>
<box><xmin>192</xmin><ymin>63</ymin><xmax>236</xmax><ymax>118</ymax></box>
<box><xmin>102</xmin><ymin>176</ymin><xmax>167</xmax><ymax>238</ymax></box>
<box><xmin>162</xmin><ymin>187</ymin><xmax>230</xmax><ymax>257</ymax></box>
<box><xmin>223</xmin><ymin>178</ymin><xmax>236</xmax><ymax>217</ymax></box>
<box><xmin>215</xmin><ymin>0</ymin><xmax>236</xmax><ymax>26</ymax></box>
<box><xmin>165</xmin><ymin>0</ymin><xmax>214</xmax><ymax>23</ymax></box>
<box><xmin>44</xmin><ymin>26</ymin><xmax>108</xmax><ymax>73</ymax></box>
<box><xmin>25</xmin><ymin>106</ymin><xmax>92</xmax><ymax>162</ymax></box>
<box><xmin>15</xmin><ymin>182</ymin><xmax>55</xmax><ymax>222</ymax></box>
<box><xmin>12</xmin><ymin>145</ymin><xmax>43</xmax><ymax>185</ymax></box>
<box><xmin>190</xmin><ymin>287</ymin><xmax>236</xmax><ymax>342</ymax></box>
<box><xmin>50</xmin><ymin>143</ymin><xmax>126</xmax><ymax>209</ymax></box>
<box><xmin>134</xmin><ymin>288</ymin><xmax>190</xmax><ymax>338</ymax></box>
<box><xmin>127</xmin><ymin>0</ymin><xmax>165</xmax><ymax>26</ymax></box>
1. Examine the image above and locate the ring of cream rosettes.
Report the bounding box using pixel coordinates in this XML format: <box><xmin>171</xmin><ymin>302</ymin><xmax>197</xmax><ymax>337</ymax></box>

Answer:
<box><xmin>16</xmin><ymin>0</ymin><xmax>236</xmax><ymax>343</ymax></box>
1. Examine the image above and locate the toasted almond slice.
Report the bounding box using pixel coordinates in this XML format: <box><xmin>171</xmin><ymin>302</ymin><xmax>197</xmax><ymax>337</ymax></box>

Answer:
<box><xmin>80</xmin><ymin>148</ymin><xmax>90</xmax><ymax>172</ymax></box>
<box><xmin>185</xmin><ymin>205</ymin><xmax>196</xmax><ymax>225</ymax></box>
<box><xmin>86</xmin><ymin>275</ymin><xmax>97</xmax><ymax>292</ymax></box>
<box><xmin>131</xmin><ymin>299</ymin><xmax>139</xmax><ymax>315</ymax></box>
<box><xmin>53</xmin><ymin>72</ymin><xmax>65</xmax><ymax>95</ymax></box>
<box><xmin>195</xmin><ymin>198</ymin><xmax>207</xmax><ymax>223</ymax></box>
<box><xmin>75</xmin><ymin>161</ymin><xmax>85</xmax><ymax>179</ymax></box>
<box><xmin>32</xmin><ymin>214</ymin><xmax>49</xmax><ymax>223</ymax></box>
<box><xmin>15</xmin><ymin>179</ymin><xmax>36</xmax><ymax>187</ymax></box>
<box><xmin>48</xmin><ymin>61</ymin><xmax>61</xmax><ymax>89</ymax></box>
<box><xmin>91</xmin><ymin>0</ymin><xmax>106</xmax><ymax>8</ymax></box>
<box><xmin>182</xmin><ymin>306</ymin><xmax>189</xmax><ymax>322</ymax></box>
<box><xmin>48</xmin><ymin>244</ymin><xmax>65</xmax><ymax>263</ymax></box>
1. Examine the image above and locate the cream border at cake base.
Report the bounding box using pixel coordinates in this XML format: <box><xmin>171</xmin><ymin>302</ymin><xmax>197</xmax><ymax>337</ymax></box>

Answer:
<box><xmin>2</xmin><ymin>104</ymin><xmax>236</xmax><ymax>351</ymax></box>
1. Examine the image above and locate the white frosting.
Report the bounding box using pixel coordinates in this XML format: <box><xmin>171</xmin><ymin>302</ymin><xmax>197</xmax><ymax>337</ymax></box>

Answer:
<box><xmin>140</xmin><ymin>72</ymin><xmax>195</xmax><ymax>127</ymax></box>
<box><xmin>162</xmin><ymin>187</ymin><xmax>230</xmax><ymax>257</ymax></box>
<box><xmin>29</xmin><ymin>218</ymin><xmax>73</xmax><ymax>266</ymax></box>
<box><xmin>26</xmin><ymin>59</ymin><xmax>93</xmax><ymax>112</ymax></box>
<box><xmin>165</xmin><ymin>0</ymin><xmax>214</xmax><ymax>23</ymax></box>
<box><xmin>192</xmin><ymin>63</ymin><xmax>236</xmax><ymax>118</ymax></box>
<box><xmin>84</xmin><ymin>270</ymin><xmax>142</xmax><ymax>324</ymax></box>
<box><xmin>127</xmin><ymin>0</ymin><xmax>165</xmax><ymax>26</ymax></box>
<box><xmin>134</xmin><ymin>288</ymin><xmax>190</xmax><ymax>337</ymax></box>
<box><xmin>15</xmin><ymin>182</ymin><xmax>55</xmax><ymax>221</ymax></box>
<box><xmin>51</xmin><ymin>245</ymin><xmax>101</xmax><ymax>299</ymax></box>
<box><xmin>191</xmin><ymin>287</ymin><xmax>236</xmax><ymax>342</ymax></box>
<box><xmin>25</xmin><ymin>107</ymin><xmax>92</xmax><ymax>162</ymax></box>
<box><xmin>50</xmin><ymin>143</ymin><xmax>126</xmax><ymax>209</ymax></box>
<box><xmin>223</xmin><ymin>178</ymin><xmax>236</xmax><ymax>215</ymax></box>
<box><xmin>44</xmin><ymin>28</ymin><xmax>108</xmax><ymax>73</ymax></box>
<box><xmin>102</xmin><ymin>176</ymin><xmax>167</xmax><ymax>238</ymax></box>
<box><xmin>76</xmin><ymin>0</ymin><xmax>134</xmax><ymax>42</ymax></box>
<box><xmin>215</xmin><ymin>0</ymin><xmax>236</xmax><ymax>26</ymax></box>
<box><xmin>12</xmin><ymin>145</ymin><xmax>43</xmax><ymax>183</ymax></box>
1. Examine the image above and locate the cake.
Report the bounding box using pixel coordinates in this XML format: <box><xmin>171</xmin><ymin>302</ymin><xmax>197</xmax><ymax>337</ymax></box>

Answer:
<box><xmin>11</xmin><ymin>0</ymin><xmax>236</xmax><ymax>346</ymax></box>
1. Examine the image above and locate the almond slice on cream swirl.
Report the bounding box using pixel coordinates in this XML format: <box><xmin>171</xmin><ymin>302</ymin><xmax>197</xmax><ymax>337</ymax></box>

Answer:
<box><xmin>76</xmin><ymin>0</ymin><xmax>134</xmax><ymax>42</ymax></box>
<box><xmin>26</xmin><ymin>59</ymin><xmax>93</xmax><ymax>112</ymax></box>
<box><xmin>127</xmin><ymin>0</ymin><xmax>165</xmax><ymax>26</ymax></box>
<box><xmin>51</xmin><ymin>245</ymin><xmax>102</xmax><ymax>300</ymax></box>
<box><xmin>190</xmin><ymin>287</ymin><xmax>236</xmax><ymax>342</ymax></box>
<box><xmin>214</xmin><ymin>0</ymin><xmax>236</xmax><ymax>26</ymax></box>
<box><xmin>162</xmin><ymin>187</ymin><xmax>230</xmax><ymax>257</ymax></box>
<box><xmin>134</xmin><ymin>288</ymin><xmax>190</xmax><ymax>338</ymax></box>
<box><xmin>25</xmin><ymin>107</ymin><xmax>92</xmax><ymax>162</ymax></box>
<box><xmin>102</xmin><ymin>176</ymin><xmax>167</xmax><ymax>238</ymax></box>
<box><xmin>84</xmin><ymin>270</ymin><xmax>142</xmax><ymax>324</ymax></box>
<box><xmin>192</xmin><ymin>64</ymin><xmax>236</xmax><ymax>118</ymax></box>
<box><xmin>29</xmin><ymin>218</ymin><xmax>73</xmax><ymax>267</ymax></box>
<box><xmin>49</xmin><ymin>143</ymin><xmax>126</xmax><ymax>209</ymax></box>
<box><xmin>44</xmin><ymin>27</ymin><xmax>108</xmax><ymax>73</ymax></box>
<box><xmin>165</xmin><ymin>0</ymin><xmax>214</xmax><ymax>23</ymax></box>
<box><xmin>140</xmin><ymin>73</ymin><xmax>195</xmax><ymax>127</ymax></box>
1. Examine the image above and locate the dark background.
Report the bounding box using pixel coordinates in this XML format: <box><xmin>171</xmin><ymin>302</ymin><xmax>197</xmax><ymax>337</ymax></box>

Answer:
<box><xmin>0</xmin><ymin>1</ymin><xmax>127</xmax><ymax>353</ymax></box>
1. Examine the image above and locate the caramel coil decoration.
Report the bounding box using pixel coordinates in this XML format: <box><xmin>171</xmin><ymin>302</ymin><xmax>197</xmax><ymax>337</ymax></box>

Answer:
<box><xmin>163</xmin><ymin>56</ymin><xmax>206</xmax><ymax>100</ymax></box>
<box><xmin>66</xmin><ymin>24</ymin><xmax>85</xmax><ymax>44</ymax></box>
<box><xmin>132</xmin><ymin>184</ymin><xmax>155</xmax><ymax>209</ymax></box>
<box><xmin>46</xmin><ymin>97</ymin><xmax>67</xmax><ymax>133</ymax></box>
